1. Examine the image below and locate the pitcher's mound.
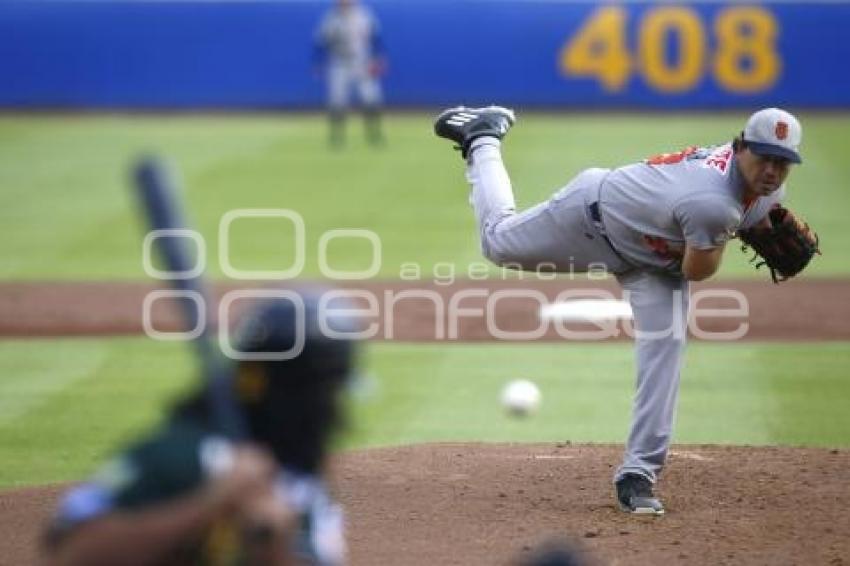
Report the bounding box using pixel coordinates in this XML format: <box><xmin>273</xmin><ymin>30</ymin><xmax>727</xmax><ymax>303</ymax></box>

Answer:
<box><xmin>3</xmin><ymin>443</ymin><xmax>849</xmax><ymax>565</ymax></box>
<box><xmin>338</xmin><ymin>443</ymin><xmax>850</xmax><ymax>565</ymax></box>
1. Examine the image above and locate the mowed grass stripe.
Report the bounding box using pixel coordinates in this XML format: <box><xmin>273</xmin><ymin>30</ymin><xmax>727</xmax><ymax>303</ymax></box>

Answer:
<box><xmin>1</xmin><ymin>112</ymin><xmax>848</xmax><ymax>279</ymax></box>
<box><xmin>0</xmin><ymin>341</ymin><xmax>108</xmax><ymax>425</ymax></box>
<box><xmin>0</xmin><ymin>337</ymin><xmax>195</xmax><ymax>487</ymax></box>
<box><xmin>3</xmin><ymin>336</ymin><xmax>846</xmax><ymax>486</ymax></box>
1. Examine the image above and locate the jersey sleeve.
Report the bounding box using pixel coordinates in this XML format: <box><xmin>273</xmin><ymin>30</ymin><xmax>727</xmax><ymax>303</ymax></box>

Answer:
<box><xmin>673</xmin><ymin>194</ymin><xmax>741</xmax><ymax>249</ymax></box>
<box><xmin>362</xmin><ymin>7</ymin><xmax>384</xmax><ymax>57</ymax></box>
<box><xmin>365</xmin><ymin>6</ymin><xmax>381</xmax><ymax>35</ymax></box>
<box><xmin>45</xmin><ymin>422</ymin><xmax>212</xmax><ymax>547</ymax></box>
<box><xmin>44</xmin><ymin>457</ymin><xmax>134</xmax><ymax>547</ymax></box>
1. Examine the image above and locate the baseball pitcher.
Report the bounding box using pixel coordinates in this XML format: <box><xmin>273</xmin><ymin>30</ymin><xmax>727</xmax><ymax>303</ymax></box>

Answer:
<box><xmin>435</xmin><ymin>106</ymin><xmax>819</xmax><ymax>514</ymax></box>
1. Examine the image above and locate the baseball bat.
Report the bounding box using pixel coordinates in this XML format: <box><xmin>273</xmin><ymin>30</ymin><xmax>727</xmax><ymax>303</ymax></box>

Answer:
<box><xmin>133</xmin><ymin>156</ymin><xmax>246</xmax><ymax>440</ymax></box>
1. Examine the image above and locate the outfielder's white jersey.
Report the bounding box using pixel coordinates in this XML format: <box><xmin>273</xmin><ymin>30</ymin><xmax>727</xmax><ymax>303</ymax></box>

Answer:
<box><xmin>316</xmin><ymin>4</ymin><xmax>380</xmax><ymax>66</ymax></box>
<box><xmin>600</xmin><ymin>143</ymin><xmax>785</xmax><ymax>273</ymax></box>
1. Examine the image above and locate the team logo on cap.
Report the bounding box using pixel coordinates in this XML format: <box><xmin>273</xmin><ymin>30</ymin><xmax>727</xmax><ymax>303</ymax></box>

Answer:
<box><xmin>775</xmin><ymin>121</ymin><xmax>789</xmax><ymax>140</ymax></box>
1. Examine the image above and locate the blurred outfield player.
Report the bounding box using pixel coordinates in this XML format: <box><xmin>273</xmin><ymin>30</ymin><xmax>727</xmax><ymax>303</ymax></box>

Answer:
<box><xmin>314</xmin><ymin>0</ymin><xmax>386</xmax><ymax>148</ymax></box>
<box><xmin>436</xmin><ymin>106</ymin><xmax>815</xmax><ymax>515</ymax></box>
<box><xmin>43</xmin><ymin>293</ymin><xmax>358</xmax><ymax>565</ymax></box>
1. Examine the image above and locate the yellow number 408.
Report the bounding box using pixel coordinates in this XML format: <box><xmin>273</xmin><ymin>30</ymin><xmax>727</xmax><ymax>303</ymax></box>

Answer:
<box><xmin>559</xmin><ymin>6</ymin><xmax>780</xmax><ymax>94</ymax></box>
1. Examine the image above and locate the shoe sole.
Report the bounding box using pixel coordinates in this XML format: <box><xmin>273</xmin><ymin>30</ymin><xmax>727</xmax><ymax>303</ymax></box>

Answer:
<box><xmin>618</xmin><ymin>501</ymin><xmax>665</xmax><ymax>516</ymax></box>
<box><xmin>435</xmin><ymin>106</ymin><xmax>517</xmax><ymax>128</ymax></box>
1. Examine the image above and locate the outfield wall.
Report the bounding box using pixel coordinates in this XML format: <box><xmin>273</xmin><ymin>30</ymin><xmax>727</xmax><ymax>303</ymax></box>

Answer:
<box><xmin>1</xmin><ymin>1</ymin><xmax>848</xmax><ymax>109</ymax></box>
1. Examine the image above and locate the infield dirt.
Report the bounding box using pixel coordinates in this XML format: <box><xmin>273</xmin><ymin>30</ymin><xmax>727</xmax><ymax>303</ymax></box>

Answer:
<box><xmin>2</xmin><ymin>443</ymin><xmax>849</xmax><ymax>565</ymax></box>
<box><xmin>2</xmin><ymin>278</ymin><xmax>849</xmax><ymax>341</ymax></box>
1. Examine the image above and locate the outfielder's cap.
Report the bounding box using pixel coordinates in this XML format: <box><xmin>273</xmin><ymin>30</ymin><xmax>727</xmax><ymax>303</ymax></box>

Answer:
<box><xmin>742</xmin><ymin>107</ymin><xmax>802</xmax><ymax>164</ymax></box>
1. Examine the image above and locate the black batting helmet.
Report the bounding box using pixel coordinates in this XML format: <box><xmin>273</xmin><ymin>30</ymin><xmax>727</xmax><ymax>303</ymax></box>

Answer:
<box><xmin>230</xmin><ymin>289</ymin><xmax>360</xmax><ymax>475</ymax></box>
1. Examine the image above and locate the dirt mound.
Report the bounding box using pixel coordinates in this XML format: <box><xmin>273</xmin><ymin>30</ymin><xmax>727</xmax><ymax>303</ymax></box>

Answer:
<box><xmin>3</xmin><ymin>443</ymin><xmax>848</xmax><ymax>565</ymax></box>
<box><xmin>339</xmin><ymin>443</ymin><xmax>850</xmax><ymax>565</ymax></box>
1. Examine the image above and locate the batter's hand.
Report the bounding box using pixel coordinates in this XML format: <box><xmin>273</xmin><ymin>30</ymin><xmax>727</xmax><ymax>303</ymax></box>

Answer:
<box><xmin>205</xmin><ymin>444</ymin><xmax>278</xmax><ymax>515</ymax></box>
<box><xmin>239</xmin><ymin>487</ymin><xmax>296</xmax><ymax>566</ymax></box>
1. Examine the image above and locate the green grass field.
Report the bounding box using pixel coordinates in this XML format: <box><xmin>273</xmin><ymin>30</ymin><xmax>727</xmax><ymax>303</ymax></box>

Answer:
<box><xmin>1</xmin><ymin>337</ymin><xmax>849</xmax><ymax>488</ymax></box>
<box><xmin>1</xmin><ymin>112</ymin><xmax>848</xmax><ymax>279</ymax></box>
<box><xmin>1</xmin><ymin>113</ymin><xmax>849</xmax><ymax>488</ymax></box>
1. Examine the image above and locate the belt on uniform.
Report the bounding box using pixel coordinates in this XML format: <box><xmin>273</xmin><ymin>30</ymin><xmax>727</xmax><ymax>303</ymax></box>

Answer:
<box><xmin>588</xmin><ymin>200</ymin><xmax>630</xmax><ymax>266</ymax></box>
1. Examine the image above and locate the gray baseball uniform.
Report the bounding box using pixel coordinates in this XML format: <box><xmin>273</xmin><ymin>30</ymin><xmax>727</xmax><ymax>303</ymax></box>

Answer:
<box><xmin>601</xmin><ymin>144</ymin><xmax>784</xmax><ymax>271</ymax></box>
<box><xmin>466</xmin><ymin>137</ymin><xmax>783</xmax><ymax>484</ymax></box>
<box><xmin>316</xmin><ymin>3</ymin><xmax>383</xmax><ymax>110</ymax></box>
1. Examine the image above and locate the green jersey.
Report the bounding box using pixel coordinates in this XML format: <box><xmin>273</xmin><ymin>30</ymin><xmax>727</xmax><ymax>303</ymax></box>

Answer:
<box><xmin>48</xmin><ymin>418</ymin><xmax>345</xmax><ymax>565</ymax></box>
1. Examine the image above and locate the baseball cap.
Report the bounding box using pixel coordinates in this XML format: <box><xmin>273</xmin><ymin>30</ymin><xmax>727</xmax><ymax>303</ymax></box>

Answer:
<box><xmin>742</xmin><ymin>107</ymin><xmax>802</xmax><ymax>164</ymax></box>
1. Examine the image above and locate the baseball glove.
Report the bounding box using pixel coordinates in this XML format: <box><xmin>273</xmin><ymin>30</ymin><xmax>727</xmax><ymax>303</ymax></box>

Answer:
<box><xmin>737</xmin><ymin>204</ymin><xmax>820</xmax><ymax>283</ymax></box>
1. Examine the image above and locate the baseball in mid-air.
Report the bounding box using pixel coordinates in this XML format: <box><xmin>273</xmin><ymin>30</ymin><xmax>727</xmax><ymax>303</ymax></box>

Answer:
<box><xmin>501</xmin><ymin>379</ymin><xmax>541</xmax><ymax>416</ymax></box>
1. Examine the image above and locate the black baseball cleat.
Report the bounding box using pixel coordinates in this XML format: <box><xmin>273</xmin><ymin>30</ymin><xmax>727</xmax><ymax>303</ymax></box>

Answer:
<box><xmin>616</xmin><ymin>474</ymin><xmax>665</xmax><ymax>515</ymax></box>
<box><xmin>434</xmin><ymin>105</ymin><xmax>516</xmax><ymax>159</ymax></box>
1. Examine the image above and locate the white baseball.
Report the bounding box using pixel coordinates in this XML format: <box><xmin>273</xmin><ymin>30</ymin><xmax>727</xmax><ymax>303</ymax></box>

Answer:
<box><xmin>501</xmin><ymin>379</ymin><xmax>541</xmax><ymax>416</ymax></box>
